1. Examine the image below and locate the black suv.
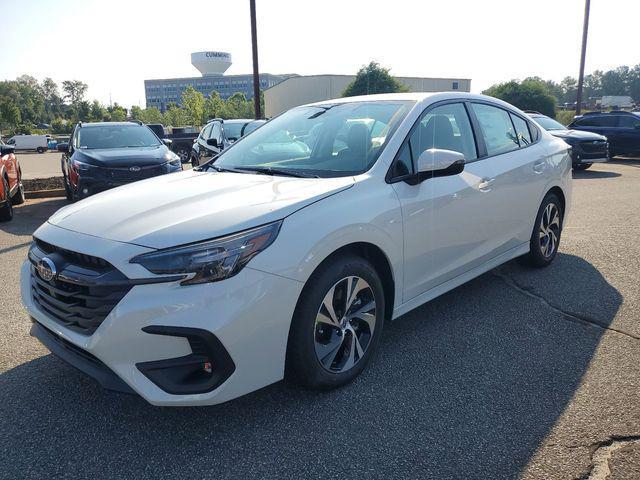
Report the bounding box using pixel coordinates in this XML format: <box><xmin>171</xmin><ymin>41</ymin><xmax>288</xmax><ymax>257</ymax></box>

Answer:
<box><xmin>527</xmin><ymin>112</ymin><xmax>609</xmax><ymax>170</ymax></box>
<box><xmin>191</xmin><ymin>118</ymin><xmax>265</xmax><ymax>167</ymax></box>
<box><xmin>59</xmin><ymin>122</ymin><xmax>182</xmax><ymax>201</ymax></box>
<box><xmin>569</xmin><ymin>111</ymin><xmax>640</xmax><ymax>157</ymax></box>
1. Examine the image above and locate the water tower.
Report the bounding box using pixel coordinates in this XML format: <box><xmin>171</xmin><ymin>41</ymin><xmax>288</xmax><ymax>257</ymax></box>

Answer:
<box><xmin>191</xmin><ymin>51</ymin><xmax>232</xmax><ymax>77</ymax></box>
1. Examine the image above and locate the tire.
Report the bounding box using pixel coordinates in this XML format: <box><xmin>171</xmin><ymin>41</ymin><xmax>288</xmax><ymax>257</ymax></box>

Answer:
<box><xmin>11</xmin><ymin>181</ymin><xmax>25</xmax><ymax>205</ymax></box>
<box><xmin>176</xmin><ymin>147</ymin><xmax>189</xmax><ymax>164</ymax></box>
<box><xmin>36</xmin><ymin>147</ymin><xmax>45</xmax><ymax>154</ymax></box>
<box><xmin>63</xmin><ymin>173</ymin><xmax>73</xmax><ymax>201</ymax></box>
<box><xmin>286</xmin><ymin>255</ymin><xmax>385</xmax><ymax>390</ymax></box>
<box><xmin>573</xmin><ymin>163</ymin><xmax>592</xmax><ymax>170</ymax></box>
<box><xmin>519</xmin><ymin>193</ymin><xmax>563</xmax><ymax>268</ymax></box>
<box><xmin>0</xmin><ymin>177</ymin><xmax>14</xmax><ymax>222</ymax></box>
<box><xmin>191</xmin><ymin>155</ymin><xmax>200</xmax><ymax>168</ymax></box>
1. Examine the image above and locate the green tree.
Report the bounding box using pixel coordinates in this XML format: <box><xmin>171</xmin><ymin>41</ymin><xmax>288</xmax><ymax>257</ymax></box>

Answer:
<box><xmin>89</xmin><ymin>100</ymin><xmax>107</xmax><ymax>122</ymax></box>
<box><xmin>483</xmin><ymin>79</ymin><xmax>557</xmax><ymax>117</ymax></box>
<box><xmin>0</xmin><ymin>100</ymin><xmax>21</xmax><ymax>132</ymax></box>
<box><xmin>204</xmin><ymin>91</ymin><xmax>227</xmax><ymax>120</ymax></box>
<box><xmin>62</xmin><ymin>80</ymin><xmax>88</xmax><ymax>105</ymax></box>
<box><xmin>225</xmin><ymin>92</ymin><xmax>252</xmax><ymax>119</ymax></box>
<box><xmin>163</xmin><ymin>103</ymin><xmax>187</xmax><ymax>127</ymax></box>
<box><xmin>181</xmin><ymin>86</ymin><xmax>205</xmax><ymax>125</ymax></box>
<box><xmin>343</xmin><ymin>62</ymin><xmax>408</xmax><ymax>97</ymax></box>
<box><xmin>107</xmin><ymin>103</ymin><xmax>127</xmax><ymax>122</ymax></box>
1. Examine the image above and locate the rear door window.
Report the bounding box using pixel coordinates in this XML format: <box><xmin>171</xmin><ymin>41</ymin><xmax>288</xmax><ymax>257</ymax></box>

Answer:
<box><xmin>617</xmin><ymin>115</ymin><xmax>640</xmax><ymax>128</ymax></box>
<box><xmin>510</xmin><ymin>113</ymin><xmax>532</xmax><ymax>147</ymax></box>
<box><xmin>471</xmin><ymin>103</ymin><xmax>519</xmax><ymax>156</ymax></box>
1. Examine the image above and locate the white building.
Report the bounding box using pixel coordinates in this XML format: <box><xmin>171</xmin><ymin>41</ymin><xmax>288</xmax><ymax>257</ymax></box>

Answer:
<box><xmin>264</xmin><ymin>74</ymin><xmax>471</xmax><ymax>117</ymax></box>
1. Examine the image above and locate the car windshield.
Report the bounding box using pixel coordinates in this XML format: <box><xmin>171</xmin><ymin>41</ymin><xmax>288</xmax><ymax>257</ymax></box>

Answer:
<box><xmin>77</xmin><ymin>125</ymin><xmax>162</xmax><ymax>149</ymax></box>
<box><xmin>534</xmin><ymin>116</ymin><xmax>567</xmax><ymax>131</ymax></box>
<box><xmin>223</xmin><ymin>122</ymin><xmax>248</xmax><ymax>141</ymax></box>
<box><xmin>212</xmin><ymin>101</ymin><xmax>414</xmax><ymax>177</ymax></box>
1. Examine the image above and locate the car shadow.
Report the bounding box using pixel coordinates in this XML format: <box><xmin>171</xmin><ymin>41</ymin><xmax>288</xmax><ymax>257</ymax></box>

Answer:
<box><xmin>0</xmin><ymin>253</ymin><xmax>621</xmax><ymax>479</ymax></box>
<box><xmin>0</xmin><ymin>197</ymin><xmax>68</xmax><ymax>237</ymax></box>
<box><xmin>572</xmin><ymin>169</ymin><xmax>621</xmax><ymax>179</ymax></box>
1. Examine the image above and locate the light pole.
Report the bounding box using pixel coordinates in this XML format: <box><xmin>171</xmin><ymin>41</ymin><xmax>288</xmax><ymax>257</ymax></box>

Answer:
<box><xmin>249</xmin><ymin>0</ymin><xmax>261</xmax><ymax>119</ymax></box>
<box><xmin>575</xmin><ymin>0</ymin><xmax>591</xmax><ymax>115</ymax></box>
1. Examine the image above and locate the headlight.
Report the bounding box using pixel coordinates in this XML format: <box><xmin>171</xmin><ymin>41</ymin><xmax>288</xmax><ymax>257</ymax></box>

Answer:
<box><xmin>72</xmin><ymin>159</ymin><xmax>92</xmax><ymax>171</ymax></box>
<box><xmin>130</xmin><ymin>221</ymin><xmax>282</xmax><ymax>285</ymax></box>
<box><xmin>164</xmin><ymin>151</ymin><xmax>181</xmax><ymax>167</ymax></box>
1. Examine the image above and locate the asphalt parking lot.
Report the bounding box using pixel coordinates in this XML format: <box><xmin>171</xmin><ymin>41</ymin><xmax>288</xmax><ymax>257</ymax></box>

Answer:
<box><xmin>16</xmin><ymin>151</ymin><xmax>61</xmax><ymax>179</ymax></box>
<box><xmin>1</xmin><ymin>160</ymin><xmax>639</xmax><ymax>479</ymax></box>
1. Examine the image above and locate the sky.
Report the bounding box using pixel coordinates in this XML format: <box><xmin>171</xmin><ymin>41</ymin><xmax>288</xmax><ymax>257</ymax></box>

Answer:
<box><xmin>1</xmin><ymin>0</ymin><xmax>638</xmax><ymax>107</ymax></box>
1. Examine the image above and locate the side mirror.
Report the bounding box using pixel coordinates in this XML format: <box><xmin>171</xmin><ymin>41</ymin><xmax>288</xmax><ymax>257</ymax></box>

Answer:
<box><xmin>416</xmin><ymin>148</ymin><xmax>465</xmax><ymax>179</ymax></box>
<box><xmin>206</xmin><ymin>138</ymin><xmax>219</xmax><ymax>148</ymax></box>
<box><xmin>57</xmin><ymin>142</ymin><xmax>70</xmax><ymax>153</ymax></box>
<box><xmin>162</xmin><ymin>138</ymin><xmax>173</xmax><ymax>147</ymax></box>
<box><xmin>1</xmin><ymin>145</ymin><xmax>15</xmax><ymax>156</ymax></box>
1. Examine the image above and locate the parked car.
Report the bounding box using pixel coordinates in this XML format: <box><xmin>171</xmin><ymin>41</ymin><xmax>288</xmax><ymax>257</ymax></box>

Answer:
<box><xmin>191</xmin><ymin>118</ymin><xmax>265</xmax><ymax>166</ymax></box>
<box><xmin>22</xmin><ymin>92</ymin><xmax>571</xmax><ymax>406</ymax></box>
<box><xmin>569</xmin><ymin>111</ymin><xmax>640</xmax><ymax>157</ymax></box>
<box><xmin>527</xmin><ymin>112</ymin><xmax>608</xmax><ymax>170</ymax></box>
<box><xmin>6</xmin><ymin>134</ymin><xmax>48</xmax><ymax>153</ymax></box>
<box><xmin>58</xmin><ymin>121</ymin><xmax>182</xmax><ymax>201</ymax></box>
<box><xmin>146</xmin><ymin>124</ymin><xmax>199</xmax><ymax>164</ymax></box>
<box><xmin>0</xmin><ymin>141</ymin><xmax>25</xmax><ymax>221</ymax></box>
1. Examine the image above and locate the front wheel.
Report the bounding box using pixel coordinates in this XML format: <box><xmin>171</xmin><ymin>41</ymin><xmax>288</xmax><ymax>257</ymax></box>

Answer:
<box><xmin>0</xmin><ymin>177</ymin><xmax>14</xmax><ymax>222</ymax></box>
<box><xmin>286</xmin><ymin>255</ymin><xmax>385</xmax><ymax>390</ymax></box>
<box><xmin>191</xmin><ymin>155</ymin><xmax>200</xmax><ymax>168</ymax></box>
<box><xmin>519</xmin><ymin>193</ymin><xmax>563</xmax><ymax>268</ymax></box>
<box><xmin>36</xmin><ymin>147</ymin><xmax>45</xmax><ymax>154</ymax></box>
<box><xmin>176</xmin><ymin>147</ymin><xmax>190</xmax><ymax>164</ymax></box>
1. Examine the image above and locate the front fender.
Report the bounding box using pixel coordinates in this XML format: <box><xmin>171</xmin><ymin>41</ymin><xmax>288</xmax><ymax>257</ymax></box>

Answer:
<box><xmin>250</xmin><ymin>178</ymin><xmax>404</xmax><ymax>311</ymax></box>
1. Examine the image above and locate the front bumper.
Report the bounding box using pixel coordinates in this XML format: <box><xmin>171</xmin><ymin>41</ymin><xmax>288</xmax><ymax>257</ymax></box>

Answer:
<box><xmin>21</xmin><ymin>226</ymin><xmax>303</xmax><ymax>406</ymax></box>
<box><xmin>570</xmin><ymin>141</ymin><xmax>609</xmax><ymax>165</ymax></box>
<box><xmin>74</xmin><ymin>164</ymin><xmax>181</xmax><ymax>198</ymax></box>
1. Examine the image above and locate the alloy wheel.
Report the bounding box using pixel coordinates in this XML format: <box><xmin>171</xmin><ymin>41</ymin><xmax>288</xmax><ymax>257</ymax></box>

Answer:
<box><xmin>313</xmin><ymin>276</ymin><xmax>376</xmax><ymax>373</ymax></box>
<box><xmin>539</xmin><ymin>202</ymin><xmax>560</xmax><ymax>257</ymax></box>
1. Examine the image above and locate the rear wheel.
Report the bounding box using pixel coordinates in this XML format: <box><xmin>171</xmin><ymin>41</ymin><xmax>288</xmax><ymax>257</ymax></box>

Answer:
<box><xmin>286</xmin><ymin>255</ymin><xmax>385</xmax><ymax>390</ymax></box>
<box><xmin>191</xmin><ymin>155</ymin><xmax>200</xmax><ymax>168</ymax></box>
<box><xmin>0</xmin><ymin>177</ymin><xmax>14</xmax><ymax>222</ymax></box>
<box><xmin>176</xmin><ymin>147</ymin><xmax>190</xmax><ymax>164</ymax></box>
<box><xmin>36</xmin><ymin>147</ymin><xmax>45</xmax><ymax>154</ymax></box>
<box><xmin>519</xmin><ymin>193</ymin><xmax>563</xmax><ymax>268</ymax></box>
<box><xmin>573</xmin><ymin>163</ymin><xmax>592</xmax><ymax>170</ymax></box>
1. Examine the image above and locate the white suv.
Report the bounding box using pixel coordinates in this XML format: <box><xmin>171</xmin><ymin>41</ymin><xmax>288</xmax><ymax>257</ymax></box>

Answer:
<box><xmin>21</xmin><ymin>93</ymin><xmax>571</xmax><ymax>406</ymax></box>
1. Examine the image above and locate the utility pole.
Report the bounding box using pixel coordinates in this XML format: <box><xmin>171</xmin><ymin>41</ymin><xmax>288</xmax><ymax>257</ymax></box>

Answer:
<box><xmin>575</xmin><ymin>0</ymin><xmax>591</xmax><ymax>115</ymax></box>
<box><xmin>249</xmin><ymin>0</ymin><xmax>261</xmax><ymax>119</ymax></box>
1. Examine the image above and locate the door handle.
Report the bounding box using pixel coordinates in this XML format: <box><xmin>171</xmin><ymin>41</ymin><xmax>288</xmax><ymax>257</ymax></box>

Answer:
<box><xmin>533</xmin><ymin>159</ymin><xmax>545</xmax><ymax>173</ymax></box>
<box><xmin>478</xmin><ymin>177</ymin><xmax>495</xmax><ymax>192</ymax></box>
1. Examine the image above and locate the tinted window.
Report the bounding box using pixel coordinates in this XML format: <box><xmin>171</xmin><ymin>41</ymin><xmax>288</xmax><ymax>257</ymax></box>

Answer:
<box><xmin>575</xmin><ymin>115</ymin><xmax>617</xmax><ymax>127</ymax></box>
<box><xmin>412</xmin><ymin>103</ymin><xmax>477</xmax><ymax>161</ymax></box>
<box><xmin>223</xmin><ymin>122</ymin><xmax>247</xmax><ymax>141</ymax></box>
<box><xmin>210</xmin><ymin>123</ymin><xmax>222</xmax><ymax>142</ymax></box>
<box><xmin>534</xmin><ymin>116</ymin><xmax>567</xmax><ymax>131</ymax></box>
<box><xmin>617</xmin><ymin>115</ymin><xmax>640</xmax><ymax>128</ymax></box>
<box><xmin>77</xmin><ymin>125</ymin><xmax>161</xmax><ymax>149</ymax></box>
<box><xmin>471</xmin><ymin>103</ymin><xmax>519</xmax><ymax>156</ymax></box>
<box><xmin>510</xmin><ymin>113</ymin><xmax>532</xmax><ymax>146</ymax></box>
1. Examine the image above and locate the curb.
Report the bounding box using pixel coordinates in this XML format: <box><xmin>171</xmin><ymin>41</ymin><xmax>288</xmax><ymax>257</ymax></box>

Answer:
<box><xmin>25</xmin><ymin>189</ymin><xmax>66</xmax><ymax>199</ymax></box>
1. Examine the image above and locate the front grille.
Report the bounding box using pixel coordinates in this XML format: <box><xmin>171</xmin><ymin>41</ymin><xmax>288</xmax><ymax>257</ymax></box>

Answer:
<box><xmin>29</xmin><ymin>240</ymin><xmax>133</xmax><ymax>335</ymax></box>
<box><xmin>104</xmin><ymin>164</ymin><xmax>168</xmax><ymax>183</ymax></box>
<box><xmin>579</xmin><ymin>140</ymin><xmax>608</xmax><ymax>154</ymax></box>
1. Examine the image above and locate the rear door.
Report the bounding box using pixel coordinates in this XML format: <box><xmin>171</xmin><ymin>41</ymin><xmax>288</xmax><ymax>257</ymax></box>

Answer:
<box><xmin>615</xmin><ymin>115</ymin><xmax>640</xmax><ymax>154</ymax></box>
<box><xmin>469</xmin><ymin>103</ymin><xmax>550</xmax><ymax>252</ymax></box>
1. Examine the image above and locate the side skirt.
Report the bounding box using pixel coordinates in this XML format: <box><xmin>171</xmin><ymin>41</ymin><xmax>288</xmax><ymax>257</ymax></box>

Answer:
<box><xmin>392</xmin><ymin>242</ymin><xmax>530</xmax><ymax>320</ymax></box>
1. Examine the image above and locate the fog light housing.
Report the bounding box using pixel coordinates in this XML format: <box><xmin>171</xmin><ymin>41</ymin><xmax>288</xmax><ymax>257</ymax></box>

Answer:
<box><xmin>136</xmin><ymin>326</ymin><xmax>235</xmax><ymax>395</ymax></box>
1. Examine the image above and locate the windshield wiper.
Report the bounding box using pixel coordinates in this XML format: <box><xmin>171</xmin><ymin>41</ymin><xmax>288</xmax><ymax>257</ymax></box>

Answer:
<box><xmin>233</xmin><ymin>166</ymin><xmax>319</xmax><ymax>178</ymax></box>
<box><xmin>199</xmin><ymin>164</ymin><xmax>247</xmax><ymax>174</ymax></box>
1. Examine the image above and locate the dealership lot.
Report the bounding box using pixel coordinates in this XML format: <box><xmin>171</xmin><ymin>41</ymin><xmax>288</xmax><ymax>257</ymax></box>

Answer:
<box><xmin>1</xmin><ymin>160</ymin><xmax>639</xmax><ymax>478</ymax></box>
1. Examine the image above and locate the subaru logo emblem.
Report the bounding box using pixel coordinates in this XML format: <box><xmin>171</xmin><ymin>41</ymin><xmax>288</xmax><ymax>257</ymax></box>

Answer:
<box><xmin>129</xmin><ymin>166</ymin><xmax>141</xmax><ymax>172</ymax></box>
<box><xmin>36</xmin><ymin>257</ymin><xmax>57</xmax><ymax>282</ymax></box>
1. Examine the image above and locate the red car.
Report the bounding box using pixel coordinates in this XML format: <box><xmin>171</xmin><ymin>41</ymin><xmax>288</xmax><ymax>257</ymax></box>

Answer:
<box><xmin>0</xmin><ymin>141</ymin><xmax>25</xmax><ymax>221</ymax></box>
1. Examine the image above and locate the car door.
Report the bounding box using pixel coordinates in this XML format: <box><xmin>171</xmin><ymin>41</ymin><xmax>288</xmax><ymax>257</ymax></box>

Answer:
<box><xmin>469</xmin><ymin>103</ymin><xmax>549</xmax><ymax>253</ymax></box>
<box><xmin>390</xmin><ymin>101</ymin><xmax>497</xmax><ymax>301</ymax></box>
<box><xmin>196</xmin><ymin>123</ymin><xmax>213</xmax><ymax>161</ymax></box>
<box><xmin>615</xmin><ymin>114</ymin><xmax>640</xmax><ymax>154</ymax></box>
<box><xmin>201</xmin><ymin>122</ymin><xmax>223</xmax><ymax>162</ymax></box>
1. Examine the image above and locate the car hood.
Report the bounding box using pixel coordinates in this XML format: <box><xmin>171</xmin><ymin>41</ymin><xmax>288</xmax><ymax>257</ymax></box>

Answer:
<box><xmin>48</xmin><ymin>169</ymin><xmax>355</xmax><ymax>249</ymax></box>
<box><xmin>73</xmin><ymin>145</ymin><xmax>172</xmax><ymax>167</ymax></box>
<box><xmin>549</xmin><ymin>129</ymin><xmax>607</xmax><ymax>141</ymax></box>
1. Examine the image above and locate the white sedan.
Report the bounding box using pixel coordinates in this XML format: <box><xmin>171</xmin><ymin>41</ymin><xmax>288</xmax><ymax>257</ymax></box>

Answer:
<box><xmin>21</xmin><ymin>92</ymin><xmax>571</xmax><ymax>406</ymax></box>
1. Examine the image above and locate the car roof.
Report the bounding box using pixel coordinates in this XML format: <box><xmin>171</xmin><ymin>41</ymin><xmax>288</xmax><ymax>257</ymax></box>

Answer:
<box><xmin>304</xmin><ymin>92</ymin><xmax>523</xmax><ymax>112</ymax></box>
<box><xmin>221</xmin><ymin>119</ymin><xmax>253</xmax><ymax>124</ymax></box>
<box><xmin>79</xmin><ymin>122</ymin><xmax>143</xmax><ymax>128</ymax></box>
